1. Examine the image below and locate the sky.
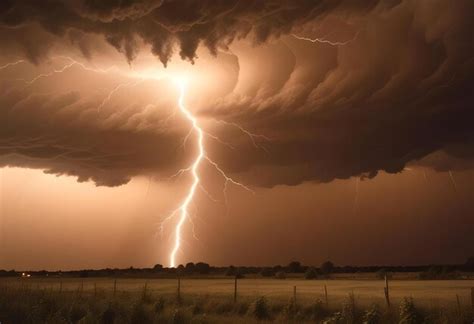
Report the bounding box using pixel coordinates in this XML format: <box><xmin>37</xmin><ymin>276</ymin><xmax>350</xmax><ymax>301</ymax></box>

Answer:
<box><xmin>0</xmin><ymin>0</ymin><xmax>473</xmax><ymax>270</ymax></box>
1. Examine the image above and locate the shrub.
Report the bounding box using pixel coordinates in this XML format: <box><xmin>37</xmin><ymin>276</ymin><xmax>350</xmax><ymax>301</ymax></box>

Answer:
<box><xmin>275</xmin><ymin>271</ymin><xmax>286</xmax><ymax>279</ymax></box>
<box><xmin>130</xmin><ymin>303</ymin><xmax>153</xmax><ymax>324</ymax></box>
<box><xmin>305</xmin><ymin>267</ymin><xmax>319</xmax><ymax>279</ymax></box>
<box><xmin>225</xmin><ymin>266</ymin><xmax>236</xmax><ymax>276</ymax></box>
<box><xmin>283</xmin><ymin>298</ymin><xmax>299</xmax><ymax>319</ymax></box>
<box><xmin>251</xmin><ymin>296</ymin><xmax>270</xmax><ymax>320</ymax></box>
<box><xmin>101</xmin><ymin>306</ymin><xmax>116</xmax><ymax>324</ymax></box>
<box><xmin>399</xmin><ymin>297</ymin><xmax>422</xmax><ymax>324</ymax></box>
<box><xmin>308</xmin><ymin>299</ymin><xmax>328</xmax><ymax>321</ymax></box>
<box><xmin>260</xmin><ymin>267</ymin><xmax>275</xmax><ymax>277</ymax></box>
<box><xmin>69</xmin><ymin>303</ymin><xmax>87</xmax><ymax>323</ymax></box>
<box><xmin>171</xmin><ymin>308</ymin><xmax>188</xmax><ymax>324</ymax></box>
<box><xmin>321</xmin><ymin>261</ymin><xmax>335</xmax><ymax>275</ymax></box>
<box><xmin>340</xmin><ymin>292</ymin><xmax>356</xmax><ymax>324</ymax></box>
<box><xmin>154</xmin><ymin>297</ymin><xmax>165</xmax><ymax>314</ymax></box>
<box><xmin>363</xmin><ymin>304</ymin><xmax>381</xmax><ymax>324</ymax></box>
<box><xmin>287</xmin><ymin>261</ymin><xmax>303</xmax><ymax>273</ymax></box>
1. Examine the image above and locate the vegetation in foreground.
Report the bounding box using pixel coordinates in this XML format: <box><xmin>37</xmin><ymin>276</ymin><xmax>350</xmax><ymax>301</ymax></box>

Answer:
<box><xmin>0</xmin><ymin>284</ymin><xmax>472</xmax><ymax>324</ymax></box>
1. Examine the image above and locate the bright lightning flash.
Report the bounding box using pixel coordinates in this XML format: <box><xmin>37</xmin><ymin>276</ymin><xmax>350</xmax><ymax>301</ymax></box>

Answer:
<box><xmin>167</xmin><ymin>77</ymin><xmax>254</xmax><ymax>268</ymax></box>
<box><xmin>1</xmin><ymin>56</ymin><xmax>258</xmax><ymax>268</ymax></box>
<box><xmin>169</xmin><ymin>79</ymin><xmax>205</xmax><ymax>268</ymax></box>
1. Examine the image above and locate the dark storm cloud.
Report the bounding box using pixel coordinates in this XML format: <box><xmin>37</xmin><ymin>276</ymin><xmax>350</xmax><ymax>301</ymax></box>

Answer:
<box><xmin>0</xmin><ymin>0</ymin><xmax>383</xmax><ymax>64</ymax></box>
<box><xmin>0</xmin><ymin>0</ymin><xmax>473</xmax><ymax>187</ymax></box>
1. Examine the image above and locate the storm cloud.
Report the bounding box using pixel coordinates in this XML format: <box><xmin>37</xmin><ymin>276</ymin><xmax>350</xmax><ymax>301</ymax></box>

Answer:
<box><xmin>0</xmin><ymin>0</ymin><xmax>473</xmax><ymax>187</ymax></box>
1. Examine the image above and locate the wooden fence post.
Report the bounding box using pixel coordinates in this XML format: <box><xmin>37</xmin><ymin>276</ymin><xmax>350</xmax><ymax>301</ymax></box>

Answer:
<box><xmin>234</xmin><ymin>276</ymin><xmax>238</xmax><ymax>302</ymax></box>
<box><xmin>456</xmin><ymin>294</ymin><xmax>461</xmax><ymax>313</ymax></box>
<box><xmin>143</xmin><ymin>281</ymin><xmax>148</xmax><ymax>299</ymax></box>
<box><xmin>324</xmin><ymin>284</ymin><xmax>328</xmax><ymax>307</ymax></box>
<box><xmin>471</xmin><ymin>287</ymin><xmax>474</xmax><ymax>308</ymax></box>
<box><xmin>384</xmin><ymin>275</ymin><xmax>390</xmax><ymax>307</ymax></box>
<box><xmin>293</xmin><ymin>285</ymin><xmax>297</xmax><ymax>302</ymax></box>
<box><xmin>177</xmin><ymin>276</ymin><xmax>181</xmax><ymax>303</ymax></box>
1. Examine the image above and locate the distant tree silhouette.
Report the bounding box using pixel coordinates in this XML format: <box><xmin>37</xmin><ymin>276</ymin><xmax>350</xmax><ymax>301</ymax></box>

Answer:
<box><xmin>465</xmin><ymin>257</ymin><xmax>474</xmax><ymax>271</ymax></box>
<box><xmin>321</xmin><ymin>261</ymin><xmax>334</xmax><ymax>275</ymax></box>
<box><xmin>226</xmin><ymin>265</ymin><xmax>236</xmax><ymax>276</ymax></box>
<box><xmin>260</xmin><ymin>267</ymin><xmax>274</xmax><ymax>277</ymax></box>
<box><xmin>153</xmin><ymin>264</ymin><xmax>163</xmax><ymax>271</ymax></box>
<box><xmin>287</xmin><ymin>261</ymin><xmax>302</xmax><ymax>273</ymax></box>
<box><xmin>305</xmin><ymin>267</ymin><xmax>319</xmax><ymax>279</ymax></box>
<box><xmin>195</xmin><ymin>262</ymin><xmax>210</xmax><ymax>274</ymax></box>
<box><xmin>176</xmin><ymin>264</ymin><xmax>185</xmax><ymax>274</ymax></box>
<box><xmin>275</xmin><ymin>271</ymin><xmax>286</xmax><ymax>279</ymax></box>
<box><xmin>185</xmin><ymin>262</ymin><xmax>195</xmax><ymax>273</ymax></box>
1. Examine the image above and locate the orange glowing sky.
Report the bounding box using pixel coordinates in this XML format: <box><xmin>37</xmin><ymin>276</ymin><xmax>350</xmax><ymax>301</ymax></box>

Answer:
<box><xmin>1</xmin><ymin>0</ymin><xmax>474</xmax><ymax>270</ymax></box>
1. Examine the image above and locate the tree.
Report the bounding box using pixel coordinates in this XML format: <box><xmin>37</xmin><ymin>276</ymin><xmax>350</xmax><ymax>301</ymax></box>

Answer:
<box><xmin>320</xmin><ymin>261</ymin><xmax>334</xmax><ymax>275</ymax></box>
<box><xmin>195</xmin><ymin>262</ymin><xmax>210</xmax><ymax>274</ymax></box>
<box><xmin>305</xmin><ymin>267</ymin><xmax>319</xmax><ymax>279</ymax></box>
<box><xmin>275</xmin><ymin>271</ymin><xmax>286</xmax><ymax>279</ymax></box>
<box><xmin>226</xmin><ymin>265</ymin><xmax>236</xmax><ymax>276</ymax></box>
<box><xmin>287</xmin><ymin>261</ymin><xmax>302</xmax><ymax>273</ymax></box>
<box><xmin>465</xmin><ymin>257</ymin><xmax>474</xmax><ymax>271</ymax></box>
<box><xmin>153</xmin><ymin>264</ymin><xmax>163</xmax><ymax>272</ymax></box>
<box><xmin>185</xmin><ymin>262</ymin><xmax>195</xmax><ymax>273</ymax></box>
<box><xmin>260</xmin><ymin>267</ymin><xmax>275</xmax><ymax>277</ymax></box>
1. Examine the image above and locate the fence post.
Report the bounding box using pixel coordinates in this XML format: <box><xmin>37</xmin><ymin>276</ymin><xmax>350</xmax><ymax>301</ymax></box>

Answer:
<box><xmin>324</xmin><ymin>284</ymin><xmax>328</xmax><ymax>307</ymax></box>
<box><xmin>143</xmin><ymin>281</ymin><xmax>148</xmax><ymax>299</ymax></box>
<box><xmin>456</xmin><ymin>294</ymin><xmax>461</xmax><ymax>313</ymax></box>
<box><xmin>471</xmin><ymin>287</ymin><xmax>474</xmax><ymax>308</ymax></box>
<box><xmin>113</xmin><ymin>279</ymin><xmax>117</xmax><ymax>297</ymax></box>
<box><xmin>177</xmin><ymin>276</ymin><xmax>181</xmax><ymax>304</ymax></box>
<box><xmin>384</xmin><ymin>275</ymin><xmax>390</xmax><ymax>307</ymax></box>
<box><xmin>293</xmin><ymin>286</ymin><xmax>297</xmax><ymax>302</ymax></box>
<box><xmin>234</xmin><ymin>276</ymin><xmax>238</xmax><ymax>302</ymax></box>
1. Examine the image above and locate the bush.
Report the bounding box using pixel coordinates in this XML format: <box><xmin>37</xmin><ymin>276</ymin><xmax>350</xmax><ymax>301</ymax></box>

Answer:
<box><xmin>69</xmin><ymin>303</ymin><xmax>87</xmax><ymax>323</ymax></box>
<box><xmin>399</xmin><ymin>297</ymin><xmax>422</xmax><ymax>324</ymax></box>
<box><xmin>251</xmin><ymin>297</ymin><xmax>270</xmax><ymax>320</ymax></box>
<box><xmin>260</xmin><ymin>267</ymin><xmax>275</xmax><ymax>277</ymax></box>
<box><xmin>363</xmin><ymin>304</ymin><xmax>381</xmax><ymax>324</ymax></box>
<box><xmin>171</xmin><ymin>308</ymin><xmax>189</xmax><ymax>324</ymax></box>
<box><xmin>283</xmin><ymin>298</ymin><xmax>299</xmax><ymax>319</ymax></box>
<box><xmin>340</xmin><ymin>292</ymin><xmax>356</xmax><ymax>323</ymax></box>
<box><xmin>130</xmin><ymin>303</ymin><xmax>153</xmax><ymax>324</ymax></box>
<box><xmin>376</xmin><ymin>269</ymin><xmax>392</xmax><ymax>280</ymax></box>
<box><xmin>305</xmin><ymin>267</ymin><xmax>319</xmax><ymax>279</ymax></box>
<box><xmin>154</xmin><ymin>297</ymin><xmax>165</xmax><ymax>314</ymax></box>
<box><xmin>321</xmin><ymin>261</ymin><xmax>335</xmax><ymax>275</ymax></box>
<box><xmin>308</xmin><ymin>299</ymin><xmax>328</xmax><ymax>321</ymax></box>
<box><xmin>101</xmin><ymin>306</ymin><xmax>116</xmax><ymax>324</ymax></box>
<box><xmin>275</xmin><ymin>271</ymin><xmax>286</xmax><ymax>279</ymax></box>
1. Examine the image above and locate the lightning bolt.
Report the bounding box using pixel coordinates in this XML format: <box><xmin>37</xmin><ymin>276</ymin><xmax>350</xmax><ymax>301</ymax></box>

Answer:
<box><xmin>166</xmin><ymin>81</ymin><xmax>254</xmax><ymax>267</ymax></box>
<box><xmin>0</xmin><ymin>59</ymin><xmax>26</xmax><ymax>71</ymax></box>
<box><xmin>168</xmin><ymin>81</ymin><xmax>205</xmax><ymax>268</ymax></box>
<box><xmin>4</xmin><ymin>55</ymin><xmax>258</xmax><ymax>268</ymax></box>
<box><xmin>292</xmin><ymin>31</ymin><xmax>360</xmax><ymax>46</ymax></box>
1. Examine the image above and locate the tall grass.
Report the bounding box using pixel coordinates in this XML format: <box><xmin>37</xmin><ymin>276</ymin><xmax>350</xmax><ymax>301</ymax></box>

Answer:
<box><xmin>0</xmin><ymin>284</ymin><xmax>472</xmax><ymax>323</ymax></box>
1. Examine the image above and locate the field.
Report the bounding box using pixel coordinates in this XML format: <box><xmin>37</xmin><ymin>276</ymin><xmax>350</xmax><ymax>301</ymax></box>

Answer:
<box><xmin>1</xmin><ymin>276</ymin><xmax>473</xmax><ymax>323</ymax></box>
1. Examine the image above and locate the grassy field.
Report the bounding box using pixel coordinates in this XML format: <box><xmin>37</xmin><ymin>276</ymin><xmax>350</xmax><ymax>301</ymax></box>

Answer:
<box><xmin>1</xmin><ymin>277</ymin><xmax>473</xmax><ymax>323</ymax></box>
<box><xmin>2</xmin><ymin>277</ymin><xmax>473</xmax><ymax>307</ymax></box>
